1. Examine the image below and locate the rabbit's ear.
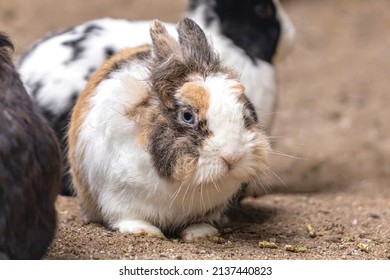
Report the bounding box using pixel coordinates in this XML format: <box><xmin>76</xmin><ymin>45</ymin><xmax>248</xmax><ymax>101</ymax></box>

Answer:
<box><xmin>177</xmin><ymin>18</ymin><xmax>219</xmax><ymax>67</ymax></box>
<box><xmin>150</xmin><ymin>20</ymin><xmax>181</xmax><ymax>62</ymax></box>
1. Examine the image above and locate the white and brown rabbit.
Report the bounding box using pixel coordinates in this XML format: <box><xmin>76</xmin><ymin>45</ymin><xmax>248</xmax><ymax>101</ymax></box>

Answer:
<box><xmin>68</xmin><ymin>18</ymin><xmax>270</xmax><ymax>241</ymax></box>
<box><xmin>18</xmin><ymin>0</ymin><xmax>294</xmax><ymax>196</ymax></box>
<box><xmin>0</xmin><ymin>33</ymin><xmax>61</xmax><ymax>259</ymax></box>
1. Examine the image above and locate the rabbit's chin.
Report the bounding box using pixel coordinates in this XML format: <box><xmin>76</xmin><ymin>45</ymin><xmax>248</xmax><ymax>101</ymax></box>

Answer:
<box><xmin>188</xmin><ymin>163</ymin><xmax>254</xmax><ymax>188</ymax></box>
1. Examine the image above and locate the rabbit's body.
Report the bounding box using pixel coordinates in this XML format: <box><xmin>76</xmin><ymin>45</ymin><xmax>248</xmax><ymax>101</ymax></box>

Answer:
<box><xmin>18</xmin><ymin>0</ymin><xmax>294</xmax><ymax>196</ymax></box>
<box><xmin>69</xmin><ymin>19</ymin><xmax>270</xmax><ymax>241</ymax></box>
<box><xmin>0</xmin><ymin>33</ymin><xmax>61</xmax><ymax>259</ymax></box>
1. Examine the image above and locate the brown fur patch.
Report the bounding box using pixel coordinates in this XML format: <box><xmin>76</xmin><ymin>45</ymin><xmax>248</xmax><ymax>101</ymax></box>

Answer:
<box><xmin>132</xmin><ymin>99</ymin><xmax>163</xmax><ymax>148</ymax></box>
<box><xmin>172</xmin><ymin>154</ymin><xmax>198</xmax><ymax>181</ymax></box>
<box><xmin>230</xmin><ymin>83</ymin><xmax>246</xmax><ymax>102</ymax></box>
<box><xmin>176</xmin><ymin>82</ymin><xmax>210</xmax><ymax>120</ymax></box>
<box><xmin>125</xmin><ymin>94</ymin><xmax>150</xmax><ymax>119</ymax></box>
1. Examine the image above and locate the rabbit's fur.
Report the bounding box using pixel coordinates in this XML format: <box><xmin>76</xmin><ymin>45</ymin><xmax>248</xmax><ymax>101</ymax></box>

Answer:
<box><xmin>68</xmin><ymin>19</ymin><xmax>270</xmax><ymax>241</ymax></box>
<box><xmin>0</xmin><ymin>33</ymin><xmax>61</xmax><ymax>259</ymax></box>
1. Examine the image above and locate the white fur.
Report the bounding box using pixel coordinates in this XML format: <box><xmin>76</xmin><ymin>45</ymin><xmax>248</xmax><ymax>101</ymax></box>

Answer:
<box><xmin>114</xmin><ymin>220</ymin><xmax>164</xmax><ymax>238</ymax></box>
<box><xmin>180</xmin><ymin>223</ymin><xmax>219</xmax><ymax>242</ymax></box>
<box><xmin>191</xmin><ymin>75</ymin><xmax>266</xmax><ymax>184</ymax></box>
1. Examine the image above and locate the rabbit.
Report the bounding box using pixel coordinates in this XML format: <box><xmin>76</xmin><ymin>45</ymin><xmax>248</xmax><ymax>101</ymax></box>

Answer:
<box><xmin>0</xmin><ymin>33</ymin><xmax>62</xmax><ymax>259</ymax></box>
<box><xmin>68</xmin><ymin>18</ymin><xmax>271</xmax><ymax>242</ymax></box>
<box><xmin>17</xmin><ymin>0</ymin><xmax>295</xmax><ymax>196</ymax></box>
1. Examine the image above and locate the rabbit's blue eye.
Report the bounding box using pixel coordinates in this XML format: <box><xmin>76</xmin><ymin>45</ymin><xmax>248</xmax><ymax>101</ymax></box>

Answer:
<box><xmin>179</xmin><ymin>110</ymin><xmax>197</xmax><ymax>126</ymax></box>
<box><xmin>182</xmin><ymin>112</ymin><xmax>194</xmax><ymax>123</ymax></box>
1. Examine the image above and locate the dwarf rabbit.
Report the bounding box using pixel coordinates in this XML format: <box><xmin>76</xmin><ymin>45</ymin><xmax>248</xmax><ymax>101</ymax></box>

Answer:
<box><xmin>0</xmin><ymin>33</ymin><xmax>61</xmax><ymax>259</ymax></box>
<box><xmin>18</xmin><ymin>0</ymin><xmax>294</xmax><ymax>196</ymax></box>
<box><xmin>68</xmin><ymin>18</ymin><xmax>270</xmax><ymax>241</ymax></box>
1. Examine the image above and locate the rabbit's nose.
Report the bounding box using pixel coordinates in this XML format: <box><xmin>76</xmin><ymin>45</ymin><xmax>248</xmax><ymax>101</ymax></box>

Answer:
<box><xmin>221</xmin><ymin>149</ymin><xmax>244</xmax><ymax>170</ymax></box>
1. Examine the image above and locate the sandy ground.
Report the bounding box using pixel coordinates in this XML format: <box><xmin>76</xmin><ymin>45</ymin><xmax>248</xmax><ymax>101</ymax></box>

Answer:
<box><xmin>1</xmin><ymin>0</ymin><xmax>389</xmax><ymax>260</ymax></box>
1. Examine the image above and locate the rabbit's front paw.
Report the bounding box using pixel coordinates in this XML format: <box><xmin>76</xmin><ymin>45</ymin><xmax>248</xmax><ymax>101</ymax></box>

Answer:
<box><xmin>180</xmin><ymin>223</ymin><xmax>219</xmax><ymax>242</ymax></box>
<box><xmin>114</xmin><ymin>219</ymin><xmax>165</xmax><ymax>239</ymax></box>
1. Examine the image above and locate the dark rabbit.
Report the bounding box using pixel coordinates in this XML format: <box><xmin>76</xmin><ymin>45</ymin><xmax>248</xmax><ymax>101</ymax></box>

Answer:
<box><xmin>0</xmin><ymin>33</ymin><xmax>61</xmax><ymax>259</ymax></box>
<box><xmin>18</xmin><ymin>0</ymin><xmax>295</xmax><ymax>196</ymax></box>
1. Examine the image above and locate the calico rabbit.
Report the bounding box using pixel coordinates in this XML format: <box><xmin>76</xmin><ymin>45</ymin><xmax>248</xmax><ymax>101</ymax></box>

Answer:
<box><xmin>18</xmin><ymin>0</ymin><xmax>294</xmax><ymax>196</ymax></box>
<box><xmin>0</xmin><ymin>33</ymin><xmax>61</xmax><ymax>259</ymax></box>
<box><xmin>68</xmin><ymin>18</ymin><xmax>270</xmax><ymax>241</ymax></box>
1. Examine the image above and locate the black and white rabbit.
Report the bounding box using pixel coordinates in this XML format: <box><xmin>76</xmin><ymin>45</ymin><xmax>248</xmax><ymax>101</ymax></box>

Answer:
<box><xmin>68</xmin><ymin>18</ymin><xmax>270</xmax><ymax>241</ymax></box>
<box><xmin>17</xmin><ymin>0</ymin><xmax>295</xmax><ymax>196</ymax></box>
<box><xmin>0</xmin><ymin>33</ymin><xmax>61</xmax><ymax>259</ymax></box>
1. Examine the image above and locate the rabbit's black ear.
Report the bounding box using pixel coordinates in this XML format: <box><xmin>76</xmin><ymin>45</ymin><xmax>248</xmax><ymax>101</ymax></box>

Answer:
<box><xmin>177</xmin><ymin>17</ymin><xmax>219</xmax><ymax>67</ymax></box>
<box><xmin>150</xmin><ymin>20</ymin><xmax>181</xmax><ymax>62</ymax></box>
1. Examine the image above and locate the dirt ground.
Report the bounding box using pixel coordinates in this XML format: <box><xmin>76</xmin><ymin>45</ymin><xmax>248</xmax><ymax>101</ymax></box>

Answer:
<box><xmin>1</xmin><ymin>0</ymin><xmax>389</xmax><ymax>260</ymax></box>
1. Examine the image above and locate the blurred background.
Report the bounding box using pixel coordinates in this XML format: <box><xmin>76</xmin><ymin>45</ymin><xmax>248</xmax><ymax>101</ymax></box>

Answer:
<box><xmin>1</xmin><ymin>0</ymin><xmax>187</xmax><ymax>54</ymax></box>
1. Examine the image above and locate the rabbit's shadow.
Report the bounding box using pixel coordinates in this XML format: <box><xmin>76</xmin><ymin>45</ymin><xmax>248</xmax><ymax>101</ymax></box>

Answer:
<box><xmin>225</xmin><ymin>199</ymin><xmax>278</xmax><ymax>226</ymax></box>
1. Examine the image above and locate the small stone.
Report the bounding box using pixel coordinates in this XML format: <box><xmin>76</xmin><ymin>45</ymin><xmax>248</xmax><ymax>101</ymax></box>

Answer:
<box><xmin>329</xmin><ymin>243</ymin><xmax>339</xmax><ymax>251</ymax></box>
